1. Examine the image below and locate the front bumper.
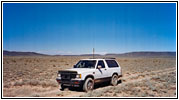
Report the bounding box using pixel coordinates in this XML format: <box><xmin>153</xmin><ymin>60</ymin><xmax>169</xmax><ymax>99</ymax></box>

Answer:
<box><xmin>56</xmin><ymin>78</ymin><xmax>84</xmax><ymax>87</ymax></box>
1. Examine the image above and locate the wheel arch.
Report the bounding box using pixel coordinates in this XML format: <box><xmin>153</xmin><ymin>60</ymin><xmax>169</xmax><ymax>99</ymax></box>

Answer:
<box><xmin>112</xmin><ymin>72</ymin><xmax>118</xmax><ymax>76</ymax></box>
<box><xmin>84</xmin><ymin>74</ymin><xmax>94</xmax><ymax>81</ymax></box>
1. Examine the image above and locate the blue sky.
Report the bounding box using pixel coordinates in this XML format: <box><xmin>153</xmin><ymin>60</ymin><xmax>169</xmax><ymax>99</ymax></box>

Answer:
<box><xmin>3</xmin><ymin>3</ymin><xmax>176</xmax><ymax>55</ymax></box>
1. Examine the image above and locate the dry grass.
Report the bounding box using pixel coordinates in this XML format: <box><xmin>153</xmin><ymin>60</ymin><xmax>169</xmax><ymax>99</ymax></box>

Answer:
<box><xmin>80</xmin><ymin>71</ymin><xmax>176</xmax><ymax>97</ymax></box>
<box><xmin>3</xmin><ymin>56</ymin><xmax>176</xmax><ymax>97</ymax></box>
<box><xmin>3</xmin><ymin>56</ymin><xmax>85</xmax><ymax>86</ymax></box>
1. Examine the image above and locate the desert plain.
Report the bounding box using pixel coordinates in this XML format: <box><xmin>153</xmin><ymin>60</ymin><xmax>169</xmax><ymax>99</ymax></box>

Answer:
<box><xmin>3</xmin><ymin>56</ymin><xmax>176</xmax><ymax>97</ymax></box>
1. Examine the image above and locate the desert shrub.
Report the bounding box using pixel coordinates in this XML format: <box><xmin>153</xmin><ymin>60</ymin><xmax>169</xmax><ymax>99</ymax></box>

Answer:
<box><xmin>6</xmin><ymin>61</ymin><xmax>9</xmax><ymax>64</ymax></box>
<box><xmin>20</xmin><ymin>79</ymin><xmax>57</xmax><ymax>87</ymax></box>
<box><xmin>81</xmin><ymin>92</ymin><xmax>92</xmax><ymax>97</ymax></box>
<box><xmin>81</xmin><ymin>91</ymin><xmax>103</xmax><ymax>97</ymax></box>
<box><xmin>13</xmin><ymin>81</ymin><xmax>25</xmax><ymax>86</ymax></box>
<box><xmin>16</xmin><ymin>71</ymin><xmax>24</xmax><ymax>77</ymax></box>
<box><xmin>92</xmin><ymin>91</ymin><xmax>102</xmax><ymax>97</ymax></box>
<box><xmin>128</xmin><ymin>87</ymin><xmax>141</xmax><ymax>96</ymax></box>
<box><xmin>13</xmin><ymin>88</ymin><xmax>33</xmax><ymax>97</ymax></box>
<box><xmin>59</xmin><ymin>59</ymin><xmax>65</xmax><ymax>62</ymax></box>
<box><xmin>145</xmin><ymin>80</ymin><xmax>156</xmax><ymax>91</ymax></box>
<box><xmin>25</xmin><ymin>59</ymin><xmax>32</xmax><ymax>63</ymax></box>
<box><xmin>26</xmin><ymin>79</ymin><xmax>40</xmax><ymax>86</ymax></box>
<box><xmin>31</xmin><ymin>94</ymin><xmax>40</xmax><ymax>97</ymax></box>
<box><xmin>4</xmin><ymin>83</ymin><xmax>11</xmax><ymax>88</ymax></box>
<box><xmin>40</xmin><ymin>80</ymin><xmax>58</xmax><ymax>88</ymax></box>
<box><xmin>56</xmin><ymin>92</ymin><xmax>64</xmax><ymax>96</ymax></box>
<box><xmin>124</xmin><ymin>59</ymin><xmax>128</xmax><ymax>62</ymax></box>
<box><xmin>11</xmin><ymin>59</ymin><xmax>16</xmax><ymax>63</ymax></box>
<box><xmin>113</xmin><ymin>93</ymin><xmax>118</xmax><ymax>96</ymax></box>
<box><xmin>12</xmin><ymin>79</ymin><xmax>58</xmax><ymax>87</ymax></box>
<box><xmin>50</xmin><ymin>60</ymin><xmax>56</xmax><ymax>62</ymax></box>
<box><xmin>36</xmin><ymin>60</ymin><xmax>39</xmax><ymax>62</ymax></box>
<box><xmin>113</xmin><ymin>88</ymin><xmax>121</xmax><ymax>93</ymax></box>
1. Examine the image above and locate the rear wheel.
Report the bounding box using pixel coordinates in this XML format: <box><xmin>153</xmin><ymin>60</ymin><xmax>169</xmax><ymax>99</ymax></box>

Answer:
<box><xmin>83</xmin><ymin>78</ymin><xmax>94</xmax><ymax>92</ymax></box>
<box><xmin>111</xmin><ymin>74</ymin><xmax>118</xmax><ymax>86</ymax></box>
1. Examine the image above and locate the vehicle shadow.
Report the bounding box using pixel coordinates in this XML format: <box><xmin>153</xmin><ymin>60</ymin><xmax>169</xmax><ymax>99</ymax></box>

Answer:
<box><xmin>94</xmin><ymin>80</ymin><xmax>122</xmax><ymax>89</ymax></box>
<box><xmin>65</xmin><ymin>80</ymin><xmax>122</xmax><ymax>92</ymax></box>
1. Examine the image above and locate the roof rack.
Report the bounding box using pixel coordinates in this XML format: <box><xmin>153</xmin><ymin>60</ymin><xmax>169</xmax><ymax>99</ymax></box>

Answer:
<box><xmin>89</xmin><ymin>57</ymin><xmax>116</xmax><ymax>59</ymax></box>
<box><xmin>103</xmin><ymin>57</ymin><xmax>116</xmax><ymax>59</ymax></box>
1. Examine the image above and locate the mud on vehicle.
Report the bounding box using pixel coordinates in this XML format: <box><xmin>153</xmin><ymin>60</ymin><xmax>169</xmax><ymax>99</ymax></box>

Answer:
<box><xmin>56</xmin><ymin>58</ymin><xmax>122</xmax><ymax>92</ymax></box>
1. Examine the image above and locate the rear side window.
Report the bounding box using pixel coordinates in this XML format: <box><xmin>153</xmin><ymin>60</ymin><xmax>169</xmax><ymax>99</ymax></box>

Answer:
<box><xmin>105</xmin><ymin>60</ymin><xmax>119</xmax><ymax>68</ymax></box>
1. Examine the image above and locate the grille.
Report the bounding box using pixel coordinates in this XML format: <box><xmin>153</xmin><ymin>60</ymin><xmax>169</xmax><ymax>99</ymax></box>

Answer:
<box><xmin>58</xmin><ymin>70</ymin><xmax>77</xmax><ymax>81</ymax></box>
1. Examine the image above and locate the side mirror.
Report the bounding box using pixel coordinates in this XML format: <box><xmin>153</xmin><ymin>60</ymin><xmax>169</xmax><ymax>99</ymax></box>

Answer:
<box><xmin>97</xmin><ymin>65</ymin><xmax>102</xmax><ymax>69</ymax></box>
<box><xmin>73</xmin><ymin>65</ymin><xmax>76</xmax><ymax>68</ymax></box>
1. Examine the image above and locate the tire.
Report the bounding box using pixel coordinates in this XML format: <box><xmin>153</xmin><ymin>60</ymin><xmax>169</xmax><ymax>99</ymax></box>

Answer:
<box><xmin>111</xmin><ymin>74</ymin><xmax>118</xmax><ymax>86</ymax></box>
<box><xmin>118</xmin><ymin>76</ymin><xmax>122</xmax><ymax>84</ymax></box>
<box><xmin>60</xmin><ymin>84</ymin><xmax>66</xmax><ymax>91</ymax></box>
<box><xmin>83</xmin><ymin>78</ymin><xmax>94</xmax><ymax>92</ymax></box>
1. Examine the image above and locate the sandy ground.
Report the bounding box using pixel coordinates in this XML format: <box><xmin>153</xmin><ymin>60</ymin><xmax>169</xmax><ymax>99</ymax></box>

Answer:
<box><xmin>3</xmin><ymin>56</ymin><xmax>176</xmax><ymax>97</ymax></box>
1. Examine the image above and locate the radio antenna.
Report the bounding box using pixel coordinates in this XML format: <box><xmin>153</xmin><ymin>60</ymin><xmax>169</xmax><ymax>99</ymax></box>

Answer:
<box><xmin>93</xmin><ymin>48</ymin><xmax>95</xmax><ymax>59</ymax></box>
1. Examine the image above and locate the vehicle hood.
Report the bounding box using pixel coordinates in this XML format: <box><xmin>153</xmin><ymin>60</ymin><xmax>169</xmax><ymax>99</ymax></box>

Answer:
<box><xmin>65</xmin><ymin>68</ymin><xmax>94</xmax><ymax>74</ymax></box>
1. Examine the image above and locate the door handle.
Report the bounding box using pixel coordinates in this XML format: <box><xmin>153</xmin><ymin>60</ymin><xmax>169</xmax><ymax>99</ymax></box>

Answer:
<box><xmin>105</xmin><ymin>69</ymin><xmax>107</xmax><ymax>70</ymax></box>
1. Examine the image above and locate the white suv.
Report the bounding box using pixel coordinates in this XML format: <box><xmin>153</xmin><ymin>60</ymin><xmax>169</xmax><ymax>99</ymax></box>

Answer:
<box><xmin>56</xmin><ymin>58</ymin><xmax>122</xmax><ymax>92</ymax></box>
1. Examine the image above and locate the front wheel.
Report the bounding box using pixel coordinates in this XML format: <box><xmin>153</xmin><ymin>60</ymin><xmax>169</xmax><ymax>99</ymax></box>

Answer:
<box><xmin>111</xmin><ymin>74</ymin><xmax>118</xmax><ymax>86</ymax></box>
<box><xmin>83</xmin><ymin>78</ymin><xmax>94</xmax><ymax>92</ymax></box>
<box><xmin>60</xmin><ymin>84</ymin><xmax>67</xmax><ymax>91</ymax></box>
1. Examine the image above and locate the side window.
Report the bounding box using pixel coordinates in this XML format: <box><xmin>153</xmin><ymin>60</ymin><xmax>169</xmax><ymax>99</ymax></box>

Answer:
<box><xmin>105</xmin><ymin>60</ymin><xmax>119</xmax><ymax>68</ymax></box>
<box><xmin>97</xmin><ymin>60</ymin><xmax>105</xmax><ymax>68</ymax></box>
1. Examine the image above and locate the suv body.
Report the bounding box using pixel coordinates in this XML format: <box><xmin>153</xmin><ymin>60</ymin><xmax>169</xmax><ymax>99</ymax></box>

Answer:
<box><xmin>56</xmin><ymin>58</ymin><xmax>122</xmax><ymax>91</ymax></box>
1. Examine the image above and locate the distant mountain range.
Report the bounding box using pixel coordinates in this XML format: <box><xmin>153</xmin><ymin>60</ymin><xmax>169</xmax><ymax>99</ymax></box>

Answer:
<box><xmin>3</xmin><ymin>50</ymin><xmax>176</xmax><ymax>57</ymax></box>
<box><xmin>3</xmin><ymin>50</ymin><xmax>47</xmax><ymax>56</ymax></box>
<box><xmin>105</xmin><ymin>52</ymin><xmax>176</xmax><ymax>57</ymax></box>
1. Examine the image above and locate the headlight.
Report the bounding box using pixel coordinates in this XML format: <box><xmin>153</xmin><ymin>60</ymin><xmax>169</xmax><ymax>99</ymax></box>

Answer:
<box><xmin>76</xmin><ymin>74</ymin><xmax>81</xmax><ymax>78</ymax></box>
<box><xmin>57</xmin><ymin>73</ymin><xmax>61</xmax><ymax>77</ymax></box>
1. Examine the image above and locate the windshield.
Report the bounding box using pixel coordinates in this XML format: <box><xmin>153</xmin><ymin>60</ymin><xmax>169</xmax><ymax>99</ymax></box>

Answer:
<box><xmin>74</xmin><ymin>60</ymin><xmax>96</xmax><ymax>68</ymax></box>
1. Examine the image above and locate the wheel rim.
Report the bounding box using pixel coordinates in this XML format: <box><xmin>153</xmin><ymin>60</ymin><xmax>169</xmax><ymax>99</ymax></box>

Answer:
<box><xmin>112</xmin><ymin>75</ymin><xmax>118</xmax><ymax>85</ymax></box>
<box><xmin>87</xmin><ymin>80</ymin><xmax>93</xmax><ymax>90</ymax></box>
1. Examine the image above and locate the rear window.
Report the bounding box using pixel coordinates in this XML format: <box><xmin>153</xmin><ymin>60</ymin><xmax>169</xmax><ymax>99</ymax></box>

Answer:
<box><xmin>105</xmin><ymin>60</ymin><xmax>119</xmax><ymax>68</ymax></box>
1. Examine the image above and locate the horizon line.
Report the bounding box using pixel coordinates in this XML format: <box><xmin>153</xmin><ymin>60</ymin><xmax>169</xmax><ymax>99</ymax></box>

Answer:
<box><xmin>3</xmin><ymin>50</ymin><xmax>176</xmax><ymax>56</ymax></box>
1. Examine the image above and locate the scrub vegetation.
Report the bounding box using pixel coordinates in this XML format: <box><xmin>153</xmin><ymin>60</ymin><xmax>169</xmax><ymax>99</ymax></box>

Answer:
<box><xmin>3</xmin><ymin>56</ymin><xmax>176</xmax><ymax>97</ymax></box>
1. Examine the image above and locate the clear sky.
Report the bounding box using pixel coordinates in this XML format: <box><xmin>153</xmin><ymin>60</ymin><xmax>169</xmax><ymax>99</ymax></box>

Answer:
<box><xmin>3</xmin><ymin>3</ymin><xmax>176</xmax><ymax>55</ymax></box>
